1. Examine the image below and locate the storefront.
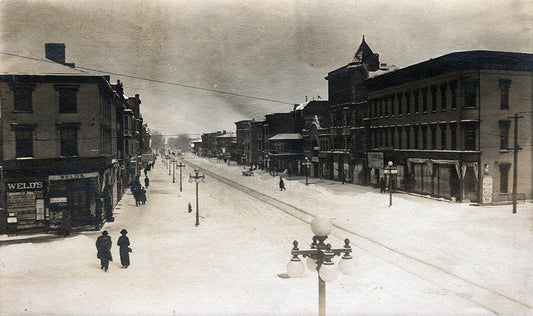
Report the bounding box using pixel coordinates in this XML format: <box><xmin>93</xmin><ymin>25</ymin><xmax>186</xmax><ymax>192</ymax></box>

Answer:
<box><xmin>4</xmin><ymin>179</ymin><xmax>46</xmax><ymax>232</ymax></box>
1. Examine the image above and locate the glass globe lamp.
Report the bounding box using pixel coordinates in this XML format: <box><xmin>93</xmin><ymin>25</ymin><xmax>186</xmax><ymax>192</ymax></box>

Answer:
<box><xmin>311</xmin><ymin>216</ymin><xmax>332</xmax><ymax>237</ymax></box>
<box><xmin>338</xmin><ymin>253</ymin><xmax>355</xmax><ymax>275</ymax></box>
<box><xmin>287</xmin><ymin>257</ymin><xmax>306</xmax><ymax>278</ymax></box>
<box><xmin>306</xmin><ymin>256</ymin><xmax>317</xmax><ymax>272</ymax></box>
<box><xmin>318</xmin><ymin>260</ymin><xmax>338</xmax><ymax>282</ymax></box>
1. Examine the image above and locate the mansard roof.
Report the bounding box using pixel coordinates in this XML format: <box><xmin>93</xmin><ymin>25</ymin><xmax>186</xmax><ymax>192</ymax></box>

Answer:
<box><xmin>365</xmin><ymin>50</ymin><xmax>533</xmax><ymax>89</ymax></box>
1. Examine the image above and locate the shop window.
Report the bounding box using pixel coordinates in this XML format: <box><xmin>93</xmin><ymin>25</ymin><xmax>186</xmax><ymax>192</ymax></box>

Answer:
<box><xmin>499</xmin><ymin>163</ymin><xmax>511</xmax><ymax>193</ymax></box>
<box><xmin>499</xmin><ymin>79</ymin><xmax>511</xmax><ymax>109</ymax></box>
<box><xmin>13</xmin><ymin>86</ymin><xmax>34</xmax><ymax>112</ymax></box>
<box><xmin>499</xmin><ymin>120</ymin><xmax>510</xmax><ymax>151</ymax></box>
<box><xmin>56</xmin><ymin>85</ymin><xmax>79</xmax><ymax>113</ymax></box>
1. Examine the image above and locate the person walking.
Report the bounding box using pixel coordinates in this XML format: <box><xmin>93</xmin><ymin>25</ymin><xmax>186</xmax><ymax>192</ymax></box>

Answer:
<box><xmin>61</xmin><ymin>208</ymin><xmax>71</xmax><ymax>237</ymax></box>
<box><xmin>380</xmin><ymin>177</ymin><xmax>386</xmax><ymax>193</ymax></box>
<box><xmin>117</xmin><ymin>229</ymin><xmax>131</xmax><ymax>268</ymax></box>
<box><xmin>279</xmin><ymin>177</ymin><xmax>286</xmax><ymax>191</ymax></box>
<box><xmin>144</xmin><ymin>176</ymin><xmax>150</xmax><ymax>188</ymax></box>
<box><xmin>95</xmin><ymin>231</ymin><xmax>112</xmax><ymax>272</ymax></box>
<box><xmin>140</xmin><ymin>187</ymin><xmax>147</xmax><ymax>205</ymax></box>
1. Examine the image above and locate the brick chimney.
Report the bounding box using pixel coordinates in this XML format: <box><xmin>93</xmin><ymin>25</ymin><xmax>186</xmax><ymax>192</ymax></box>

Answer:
<box><xmin>45</xmin><ymin>43</ymin><xmax>75</xmax><ymax>67</ymax></box>
<box><xmin>45</xmin><ymin>43</ymin><xmax>65</xmax><ymax>64</ymax></box>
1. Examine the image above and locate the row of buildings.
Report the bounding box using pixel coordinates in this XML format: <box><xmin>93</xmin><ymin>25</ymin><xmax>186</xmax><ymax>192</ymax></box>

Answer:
<box><xmin>0</xmin><ymin>43</ymin><xmax>152</xmax><ymax>234</ymax></box>
<box><xmin>194</xmin><ymin>38</ymin><xmax>533</xmax><ymax>205</ymax></box>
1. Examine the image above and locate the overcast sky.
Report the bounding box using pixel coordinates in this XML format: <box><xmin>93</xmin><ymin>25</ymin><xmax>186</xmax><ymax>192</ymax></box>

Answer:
<box><xmin>1</xmin><ymin>0</ymin><xmax>531</xmax><ymax>138</ymax></box>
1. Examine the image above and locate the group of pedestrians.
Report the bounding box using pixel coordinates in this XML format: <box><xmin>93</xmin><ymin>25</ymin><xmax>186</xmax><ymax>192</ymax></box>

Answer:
<box><xmin>95</xmin><ymin>229</ymin><xmax>132</xmax><ymax>272</ymax></box>
<box><xmin>131</xmin><ymin>176</ymin><xmax>147</xmax><ymax>206</ymax></box>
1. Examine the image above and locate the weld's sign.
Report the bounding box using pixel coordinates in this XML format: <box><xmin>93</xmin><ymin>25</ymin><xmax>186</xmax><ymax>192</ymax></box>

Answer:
<box><xmin>141</xmin><ymin>154</ymin><xmax>154</xmax><ymax>163</ymax></box>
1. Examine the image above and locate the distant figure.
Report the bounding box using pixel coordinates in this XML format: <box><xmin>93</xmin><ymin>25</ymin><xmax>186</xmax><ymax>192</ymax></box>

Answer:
<box><xmin>61</xmin><ymin>208</ymin><xmax>71</xmax><ymax>237</ymax></box>
<box><xmin>380</xmin><ymin>177</ymin><xmax>386</xmax><ymax>193</ymax></box>
<box><xmin>279</xmin><ymin>177</ymin><xmax>286</xmax><ymax>191</ymax></box>
<box><xmin>144</xmin><ymin>176</ymin><xmax>150</xmax><ymax>188</ymax></box>
<box><xmin>117</xmin><ymin>229</ymin><xmax>131</xmax><ymax>268</ymax></box>
<box><xmin>144</xmin><ymin>168</ymin><xmax>148</xmax><ymax>176</ymax></box>
<box><xmin>140</xmin><ymin>187</ymin><xmax>147</xmax><ymax>205</ymax></box>
<box><xmin>96</xmin><ymin>231</ymin><xmax>112</xmax><ymax>272</ymax></box>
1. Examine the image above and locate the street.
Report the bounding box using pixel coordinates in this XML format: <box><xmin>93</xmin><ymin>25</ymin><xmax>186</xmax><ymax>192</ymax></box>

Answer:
<box><xmin>1</xmin><ymin>155</ymin><xmax>532</xmax><ymax>315</ymax></box>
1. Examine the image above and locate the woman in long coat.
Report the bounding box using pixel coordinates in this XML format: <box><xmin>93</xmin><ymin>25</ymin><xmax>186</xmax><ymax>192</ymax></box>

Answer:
<box><xmin>95</xmin><ymin>231</ymin><xmax>112</xmax><ymax>272</ymax></box>
<box><xmin>117</xmin><ymin>229</ymin><xmax>131</xmax><ymax>268</ymax></box>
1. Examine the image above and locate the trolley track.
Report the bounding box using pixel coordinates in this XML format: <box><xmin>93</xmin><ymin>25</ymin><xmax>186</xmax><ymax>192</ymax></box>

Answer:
<box><xmin>186</xmin><ymin>159</ymin><xmax>532</xmax><ymax>315</ymax></box>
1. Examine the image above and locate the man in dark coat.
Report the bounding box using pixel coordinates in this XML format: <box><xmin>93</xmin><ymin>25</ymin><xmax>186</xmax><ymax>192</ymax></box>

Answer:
<box><xmin>96</xmin><ymin>231</ymin><xmax>112</xmax><ymax>272</ymax></box>
<box><xmin>380</xmin><ymin>177</ymin><xmax>386</xmax><ymax>193</ymax></box>
<box><xmin>140</xmin><ymin>187</ymin><xmax>147</xmax><ymax>205</ymax></box>
<box><xmin>61</xmin><ymin>208</ymin><xmax>71</xmax><ymax>237</ymax></box>
<box><xmin>279</xmin><ymin>177</ymin><xmax>286</xmax><ymax>191</ymax></box>
<box><xmin>117</xmin><ymin>229</ymin><xmax>131</xmax><ymax>268</ymax></box>
<box><xmin>144</xmin><ymin>176</ymin><xmax>150</xmax><ymax>188</ymax></box>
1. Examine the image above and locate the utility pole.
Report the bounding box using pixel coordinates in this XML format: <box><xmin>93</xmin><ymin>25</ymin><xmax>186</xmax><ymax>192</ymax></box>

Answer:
<box><xmin>507</xmin><ymin>113</ymin><xmax>523</xmax><ymax>214</ymax></box>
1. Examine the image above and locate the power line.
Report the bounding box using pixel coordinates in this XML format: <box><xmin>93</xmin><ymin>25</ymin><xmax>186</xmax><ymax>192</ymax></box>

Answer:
<box><xmin>0</xmin><ymin>51</ymin><xmax>295</xmax><ymax>105</ymax></box>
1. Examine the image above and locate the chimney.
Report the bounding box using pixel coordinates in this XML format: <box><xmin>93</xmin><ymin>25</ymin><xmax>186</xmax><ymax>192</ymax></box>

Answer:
<box><xmin>45</xmin><ymin>43</ymin><xmax>66</xmax><ymax>64</ymax></box>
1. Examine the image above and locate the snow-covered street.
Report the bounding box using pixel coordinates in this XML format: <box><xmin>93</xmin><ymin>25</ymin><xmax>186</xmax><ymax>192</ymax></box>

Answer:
<box><xmin>1</xmin><ymin>155</ymin><xmax>532</xmax><ymax>315</ymax></box>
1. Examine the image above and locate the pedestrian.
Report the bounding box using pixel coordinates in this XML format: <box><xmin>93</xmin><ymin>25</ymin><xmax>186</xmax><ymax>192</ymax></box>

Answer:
<box><xmin>140</xmin><ymin>187</ymin><xmax>147</xmax><ymax>205</ymax></box>
<box><xmin>117</xmin><ymin>229</ymin><xmax>131</xmax><ymax>268</ymax></box>
<box><xmin>279</xmin><ymin>177</ymin><xmax>286</xmax><ymax>191</ymax></box>
<box><xmin>380</xmin><ymin>177</ymin><xmax>386</xmax><ymax>193</ymax></box>
<box><xmin>95</xmin><ymin>231</ymin><xmax>112</xmax><ymax>272</ymax></box>
<box><xmin>61</xmin><ymin>208</ymin><xmax>71</xmax><ymax>237</ymax></box>
<box><xmin>144</xmin><ymin>176</ymin><xmax>150</xmax><ymax>188</ymax></box>
<box><xmin>144</xmin><ymin>168</ymin><xmax>148</xmax><ymax>176</ymax></box>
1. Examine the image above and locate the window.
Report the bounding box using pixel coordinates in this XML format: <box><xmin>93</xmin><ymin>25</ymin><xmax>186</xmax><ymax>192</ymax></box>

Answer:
<box><xmin>463</xmin><ymin>123</ymin><xmax>477</xmax><ymax>151</ymax></box>
<box><xmin>439</xmin><ymin>83</ymin><xmax>447</xmax><ymax>111</ymax></box>
<box><xmin>499</xmin><ymin>79</ymin><xmax>511</xmax><ymax>109</ymax></box>
<box><xmin>390</xmin><ymin>95</ymin><xmax>395</xmax><ymax>116</ymax></box>
<box><xmin>430</xmin><ymin>85</ymin><xmax>437</xmax><ymax>112</ymax></box>
<box><xmin>462</xmin><ymin>79</ymin><xmax>479</xmax><ymax>108</ymax></box>
<box><xmin>421</xmin><ymin>125</ymin><xmax>428</xmax><ymax>149</ymax></box>
<box><xmin>450</xmin><ymin>81</ymin><xmax>457</xmax><ymax>109</ymax></box>
<box><xmin>440</xmin><ymin>124</ymin><xmax>447</xmax><ymax>150</ymax></box>
<box><xmin>499</xmin><ymin>163</ymin><xmax>511</xmax><ymax>193</ymax></box>
<box><xmin>397</xmin><ymin>127</ymin><xmax>403</xmax><ymax>149</ymax></box>
<box><xmin>405</xmin><ymin>126</ymin><xmax>411</xmax><ymax>149</ymax></box>
<box><xmin>414</xmin><ymin>126</ymin><xmax>419</xmax><ymax>149</ymax></box>
<box><xmin>405</xmin><ymin>91</ymin><xmax>411</xmax><ymax>114</ymax></box>
<box><xmin>422</xmin><ymin>87</ymin><xmax>428</xmax><ymax>113</ymax></box>
<box><xmin>101</xmin><ymin>126</ymin><xmax>112</xmax><ymax>155</ymax></box>
<box><xmin>430</xmin><ymin>125</ymin><xmax>437</xmax><ymax>150</ymax></box>
<box><xmin>13</xmin><ymin>86</ymin><xmax>34</xmax><ymax>112</ymax></box>
<box><xmin>499</xmin><ymin>120</ymin><xmax>511</xmax><ymax>151</ymax></box>
<box><xmin>57</xmin><ymin>124</ymin><xmax>80</xmax><ymax>156</ymax></box>
<box><xmin>56</xmin><ymin>85</ymin><xmax>79</xmax><ymax>113</ymax></box>
<box><xmin>397</xmin><ymin>93</ymin><xmax>402</xmax><ymax>115</ymax></box>
<box><xmin>12</xmin><ymin>124</ymin><xmax>36</xmax><ymax>158</ymax></box>
<box><xmin>384</xmin><ymin>96</ymin><xmax>389</xmax><ymax>116</ymax></box>
<box><xmin>450</xmin><ymin>123</ymin><xmax>457</xmax><ymax>150</ymax></box>
<box><xmin>413</xmin><ymin>89</ymin><xmax>420</xmax><ymax>114</ymax></box>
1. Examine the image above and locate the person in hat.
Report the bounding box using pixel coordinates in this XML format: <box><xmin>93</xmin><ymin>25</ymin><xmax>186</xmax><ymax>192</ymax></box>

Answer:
<box><xmin>279</xmin><ymin>176</ymin><xmax>286</xmax><ymax>191</ymax></box>
<box><xmin>95</xmin><ymin>231</ymin><xmax>112</xmax><ymax>272</ymax></box>
<box><xmin>117</xmin><ymin>229</ymin><xmax>131</xmax><ymax>268</ymax></box>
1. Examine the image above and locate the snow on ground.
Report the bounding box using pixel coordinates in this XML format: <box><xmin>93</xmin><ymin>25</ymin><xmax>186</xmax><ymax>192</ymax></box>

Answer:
<box><xmin>1</xmin><ymin>154</ymin><xmax>532</xmax><ymax>316</ymax></box>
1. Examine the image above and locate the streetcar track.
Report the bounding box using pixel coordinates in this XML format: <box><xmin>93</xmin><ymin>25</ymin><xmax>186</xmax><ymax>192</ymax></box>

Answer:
<box><xmin>186</xmin><ymin>159</ymin><xmax>531</xmax><ymax>315</ymax></box>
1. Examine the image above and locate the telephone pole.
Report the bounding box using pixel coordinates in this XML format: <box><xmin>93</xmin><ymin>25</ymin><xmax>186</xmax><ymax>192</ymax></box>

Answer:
<box><xmin>507</xmin><ymin>113</ymin><xmax>523</xmax><ymax>214</ymax></box>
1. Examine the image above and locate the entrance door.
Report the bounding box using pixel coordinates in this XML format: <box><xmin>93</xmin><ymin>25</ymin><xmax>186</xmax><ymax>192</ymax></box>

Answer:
<box><xmin>68</xmin><ymin>189</ymin><xmax>87</xmax><ymax>226</ymax></box>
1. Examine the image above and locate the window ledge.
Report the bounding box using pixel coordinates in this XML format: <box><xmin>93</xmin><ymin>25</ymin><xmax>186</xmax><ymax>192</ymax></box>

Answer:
<box><xmin>499</xmin><ymin>150</ymin><xmax>510</xmax><ymax>153</ymax></box>
<box><xmin>13</xmin><ymin>111</ymin><xmax>33</xmax><ymax>113</ymax></box>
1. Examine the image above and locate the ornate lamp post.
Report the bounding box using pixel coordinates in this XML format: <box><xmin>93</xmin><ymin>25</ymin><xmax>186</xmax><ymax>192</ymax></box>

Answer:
<box><xmin>176</xmin><ymin>161</ymin><xmax>185</xmax><ymax>192</ymax></box>
<box><xmin>287</xmin><ymin>217</ymin><xmax>355</xmax><ymax>316</ymax></box>
<box><xmin>302</xmin><ymin>157</ymin><xmax>311</xmax><ymax>186</ymax></box>
<box><xmin>383</xmin><ymin>161</ymin><xmax>398</xmax><ymax>207</ymax></box>
<box><xmin>264</xmin><ymin>154</ymin><xmax>271</xmax><ymax>176</ymax></box>
<box><xmin>188</xmin><ymin>169</ymin><xmax>205</xmax><ymax>227</ymax></box>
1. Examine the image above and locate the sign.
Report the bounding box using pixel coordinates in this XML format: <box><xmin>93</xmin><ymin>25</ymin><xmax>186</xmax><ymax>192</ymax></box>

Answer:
<box><xmin>482</xmin><ymin>177</ymin><xmax>493</xmax><ymax>204</ymax></box>
<box><xmin>36</xmin><ymin>199</ymin><xmax>45</xmax><ymax>220</ymax></box>
<box><xmin>6</xmin><ymin>182</ymin><xmax>44</xmax><ymax>191</ymax></box>
<box><xmin>50</xmin><ymin>197</ymin><xmax>68</xmax><ymax>203</ymax></box>
<box><xmin>368</xmin><ymin>152</ymin><xmax>384</xmax><ymax>169</ymax></box>
<box><xmin>49</xmin><ymin>172</ymin><xmax>98</xmax><ymax>181</ymax></box>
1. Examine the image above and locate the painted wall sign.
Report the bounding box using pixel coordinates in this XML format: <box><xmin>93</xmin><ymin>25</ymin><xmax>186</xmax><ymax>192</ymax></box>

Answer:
<box><xmin>6</xmin><ymin>182</ymin><xmax>44</xmax><ymax>191</ymax></box>
<box><xmin>368</xmin><ymin>152</ymin><xmax>384</xmax><ymax>169</ymax></box>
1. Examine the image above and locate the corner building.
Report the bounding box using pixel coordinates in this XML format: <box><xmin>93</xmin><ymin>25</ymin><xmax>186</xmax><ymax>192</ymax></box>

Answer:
<box><xmin>364</xmin><ymin>51</ymin><xmax>532</xmax><ymax>203</ymax></box>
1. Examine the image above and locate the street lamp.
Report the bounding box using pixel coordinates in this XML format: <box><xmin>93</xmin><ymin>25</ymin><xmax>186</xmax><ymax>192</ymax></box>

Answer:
<box><xmin>172</xmin><ymin>158</ymin><xmax>176</xmax><ymax>183</ymax></box>
<box><xmin>176</xmin><ymin>161</ymin><xmax>185</xmax><ymax>192</ymax></box>
<box><xmin>302</xmin><ymin>157</ymin><xmax>311</xmax><ymax>186</ymax></box>
<box><xmin>287</xmin><ymin>216</ymin><xmax>354</xmax><ymax>316</ymax></box>
<box><xmin>188</xmin><ymin>169</ymin><xmax>205</xmax><ymax>227</ymax></box>
<box><xmin>264</xmin><ymin>154</ymin><xmax>271</xmax><ymax>176</ymax></box>
<box><xmin>383</xmin><ymin>161</ymin><xmax>398</xmax><ymax>207</ymax></box>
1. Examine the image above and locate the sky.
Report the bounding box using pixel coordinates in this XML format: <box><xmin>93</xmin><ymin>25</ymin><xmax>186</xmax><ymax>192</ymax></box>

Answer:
<box><xmin>0</xmin><ymin>0</ymin><xmax>531</xmax><ymax>137</ymax></box>
<box><xmin>1</xmin><ymin>155</ymin><xmax>532</xmax><ymax>315</ymax></box>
